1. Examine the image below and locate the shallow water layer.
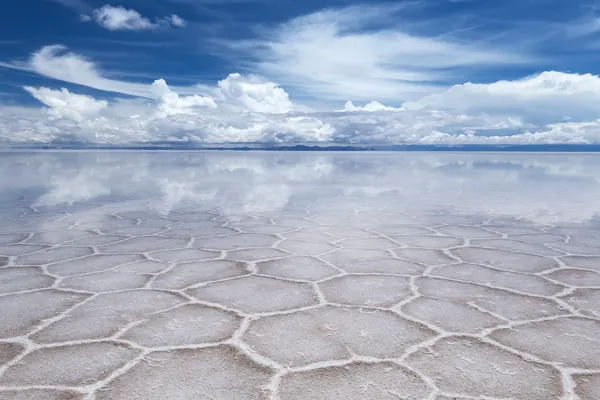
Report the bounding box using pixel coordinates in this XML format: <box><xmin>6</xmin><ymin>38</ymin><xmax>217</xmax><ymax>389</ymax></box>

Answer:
<box><xmin>0</xmin><ymin>151</ymin><xmax>600</xmax><ymax>400</ymax></box>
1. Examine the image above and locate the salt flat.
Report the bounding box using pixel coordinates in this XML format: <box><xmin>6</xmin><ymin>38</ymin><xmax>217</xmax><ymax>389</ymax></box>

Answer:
<box><xmin>0</xmin><ymin>151</ymin><xmax>600</xmax><ymax>399</ymax></box>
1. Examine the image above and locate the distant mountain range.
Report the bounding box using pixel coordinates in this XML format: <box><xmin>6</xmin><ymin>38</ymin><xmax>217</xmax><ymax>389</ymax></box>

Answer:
<box><xmin>7</xmin><ymin>143</ymin><xmax>600</xmax><ymax>152</ymax></box>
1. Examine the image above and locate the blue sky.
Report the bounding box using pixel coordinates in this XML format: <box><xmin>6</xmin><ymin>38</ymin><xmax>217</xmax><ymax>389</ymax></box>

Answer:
<box><xmin>1</xmin><ymin>0</ymin><xmax>600</xmax><ymax>145</ymax></box>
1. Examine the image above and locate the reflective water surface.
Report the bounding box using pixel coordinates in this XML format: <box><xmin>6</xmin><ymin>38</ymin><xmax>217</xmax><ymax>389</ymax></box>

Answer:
<box><xmin>1</xmin><ymin>151</ymin><xmax>600</xmax><ymax>400</ymax></box>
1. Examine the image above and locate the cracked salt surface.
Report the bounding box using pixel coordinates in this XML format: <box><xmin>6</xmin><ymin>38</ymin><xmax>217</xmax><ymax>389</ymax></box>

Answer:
<box><xmin>1</xmin><ymin>151</ymin><xmax>600</xmax><ymax>399</ymax></box>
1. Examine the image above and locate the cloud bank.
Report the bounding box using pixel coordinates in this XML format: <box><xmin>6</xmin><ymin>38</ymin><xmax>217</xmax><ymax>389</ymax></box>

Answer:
<box><xmin>3</xmin><ymin>67</ymin><xmax>600</xmax><ymax>146</ymax></box>
<box><xmin>404</xmin><ymin>71</ymin><xmax>600</xmax><ymax>125</ymax></box>
<box><xmin>3</xmin><ymin>39</ymin><xmax>600</xmax><ymax>146</ymax></box>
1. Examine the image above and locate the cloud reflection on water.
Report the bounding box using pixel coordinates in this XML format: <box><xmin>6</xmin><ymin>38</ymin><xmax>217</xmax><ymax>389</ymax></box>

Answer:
<box><xmin>1</xmin><ymin>151</ymin><xmax>599</xmax><ymax>226</ymax></box>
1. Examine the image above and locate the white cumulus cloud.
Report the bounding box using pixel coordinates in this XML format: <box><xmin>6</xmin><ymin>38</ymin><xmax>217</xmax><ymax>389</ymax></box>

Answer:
<box><xmin>404</xmin><ymin>71</ymin><xmax>600</xmax><ymax>124</ymax></box>
<box><xmin>24</xmin><ymin>86</ymin><xmax>108</xmax><ymax>121</ymax></box>
<box><xmin>87</xmin><ymin>5</ymin><xmax>187</xmax><ymax>31</ymax></box>
<box><xmin>216</xmin><ymin>73</ymin><xmax>293</xmax><ymax>114</ymax></box>
<box><xmin>151</xmin><ymin>79</ymin><xmax>217</xmax><ymax>116</ymax></box>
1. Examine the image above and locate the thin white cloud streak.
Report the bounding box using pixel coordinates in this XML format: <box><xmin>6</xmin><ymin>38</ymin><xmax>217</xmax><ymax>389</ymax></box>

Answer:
<box><xmin>27</xmin><ymin>45</ymin><xmax>156</xmax><ymax>98</ymax></box>
<box><xmin>566</xmin><ymin>14</ymin><xmax>600</xmax><ymax>37</ymax></box>
<box><xmin>225</xmin><ymin>4</ymin><xmax>530</xmax><ymax>103</ymax></box>
<box><xmin>0</xmin><ymin>46</ymin><xmax>212</xmax><ymax>99</ymax></box>
<box><xmin>85</xmin><ymin>5</ymin><xmax>187</xmax><ymax>31</ymax></box>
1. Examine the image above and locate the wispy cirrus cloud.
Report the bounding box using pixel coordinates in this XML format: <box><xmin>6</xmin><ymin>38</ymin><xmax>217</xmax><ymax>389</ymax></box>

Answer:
<box><xmin>222</xmin><ymin>4</ymin><xmax>531</xmax><ymax>104</ymax></box>
<box><xmin>0</xmin><ymin>45</ymin><xmax>209</xmax><ymax>98</ymax></box>
<box><xmin>26</xmin><ymin>45</ymin><xmax>155</xmax><ymax>97</ymax></box>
